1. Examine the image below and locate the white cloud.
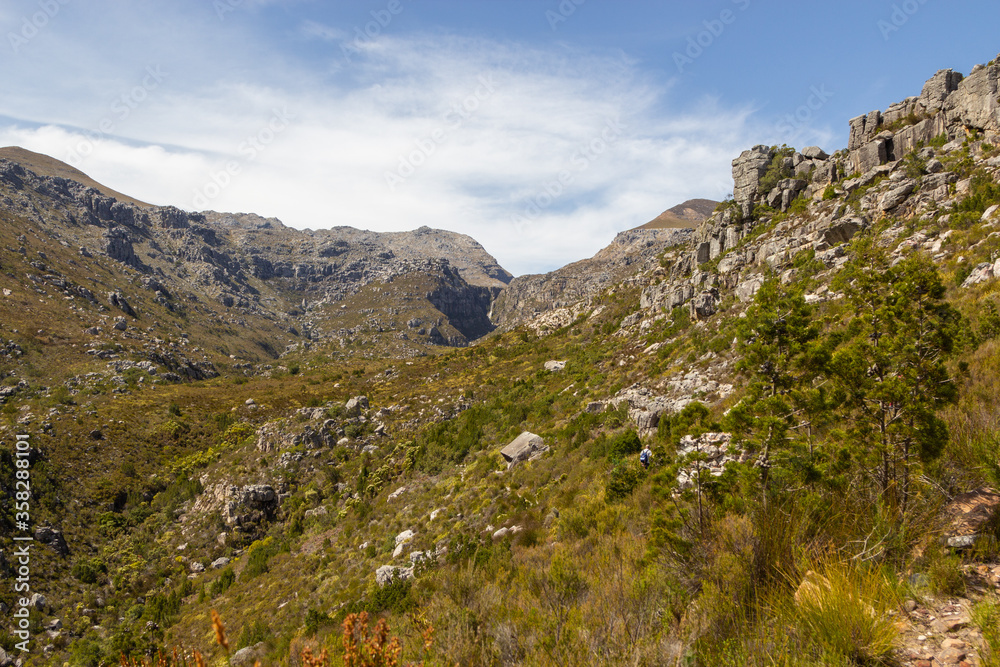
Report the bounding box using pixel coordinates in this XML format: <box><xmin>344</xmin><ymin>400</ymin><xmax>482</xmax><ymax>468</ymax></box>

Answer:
<box><xmin>0</xmin><ymin>26</ymin><xmax>762</xmax><ymax>275</ymax></box>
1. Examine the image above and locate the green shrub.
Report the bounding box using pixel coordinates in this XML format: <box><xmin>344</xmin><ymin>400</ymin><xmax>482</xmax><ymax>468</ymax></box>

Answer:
<box><xmin>305</xmin><ymin>608</ymin><xmax>333</xmax><ymax>637</ymax></box>
<box><xmin>366</xmin><ymin>577</ymin><xmax>414</xmax><ymax>614</ymax></box>
<box><xmin>237</xmin><ymin>619</ymin><xmax>270</xmax><ymax>649</ymax></box>
<box><xmin>607</xmin><ymin>429</ymin><xmax>641</xmax><ymax>460</ymax></box>
<box><xmin>210</xmin><ymin>567</ymin><xmax>235</xmax><ymax>596</ymax></box>
<box><xmin>71</xmin><ymin>558</ymin><xmax>106</xmax><ymax>584</ymax></box>
<box><xmin>606</xmin><ymin>459</ymin><xmax>644</xmax><ymax>502</ymax></box>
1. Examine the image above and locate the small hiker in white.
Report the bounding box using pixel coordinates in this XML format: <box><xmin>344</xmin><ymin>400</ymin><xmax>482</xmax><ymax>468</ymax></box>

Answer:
<box><xmin>640</xmin><ymin>444</ymin><xmax>652</xmax><ymax>469</ymax></box>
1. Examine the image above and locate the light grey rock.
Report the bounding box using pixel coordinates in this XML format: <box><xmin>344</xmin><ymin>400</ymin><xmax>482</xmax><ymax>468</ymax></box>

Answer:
<box><xmin>850</xmin><ymin>138</ymin><xmax>888</xmax><ymax>174</ymax></box>
<box><xmin>500</xmin><ymin>432</ymin><xmax>545</xmax><ymax>466</ymax></box>
<box><xmin>961</xmin><ymin>262</ymin><xmax>994</xmax><ymax>287</ymax></box>
<box><xmin>544</xmin><ymin>360</ymin><xmax>566</xmax><ymax>372</ymax></box>
<box><xmin>689</xmin><ymin>290</ymin><xmax>718</xmax><ymax>319</ymax></box>
<box><xmin>735</xmin><ymin>274</ymin><xmax>765</xmax><ymax>303</ymax></box>
<box><xmin>880</xmin><ymin>181</ymin><xmax>916</xmax><ymax>211</ymax></box>
<box><xmin>210</xmin><ymin>557</ymin><xmax>230</xmax><ymax>569</ymax></box>
<box><xmin>345</xmin><ymin>395</ymin><xmax>369</xmax><ymax>415</ymax></box>
<box><xmin>230</xmin><ymin>642</ymin><xmax>267</xmax><ymax>667</ymax></box>
<box><xmin>848</xmin><ymin>110</ymin><xmax>882</xmax><ymax>151</ymax></box>
<box><xmin>191</xmin><ymin>484</ymin><xmax>279</xmax><ymax>528</ymax></box>
<box><xmin>801</xmin><ymin>146</ymin><xmax>829</xmax><ymax>160</ymax></box>
<box><xmin>947</xmin><ymin>62</ymin><xmax>1000</xmax><ymax>132</ymax></box>
<box><xmin>732</xmin><ymin>145</ymin><xmax>775</xmax><ymax>219</ymax></box>
<box><xmin>376</xmin><ymin>564</ymin><xmax>414</xmax><ymax>586</ymax></box>
<box><xmin>919</xmin><ymin>68</ymin><xmax>964</xmax><ymax>113</ymax></box>
<box><xmin>189</xmin><ymin>561</ymin><xmax>205</xmax><ymax>573</ymax></box>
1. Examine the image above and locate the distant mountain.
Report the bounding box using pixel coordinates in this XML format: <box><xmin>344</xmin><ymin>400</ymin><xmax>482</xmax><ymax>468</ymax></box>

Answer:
<box><xmin>633</xmin><ymin>197</ymin><xmax>718</xmax><ymax>230</ymax></box>
<box><xmin>0</xmin><ymin>146</ymin><xmax>150</xmax><ymax>207</ymax></box>
<box><xmin>0</xmin><ymin>150</ymin><xmax>513</xmax><ymax>365</ymax></box>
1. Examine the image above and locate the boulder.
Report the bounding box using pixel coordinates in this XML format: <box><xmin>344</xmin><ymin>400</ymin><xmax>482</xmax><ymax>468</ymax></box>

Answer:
<box><xmin>848</xmin><ymin>110</ymin><xmax>882</xmax><ymax>151</ymax></box>
<box><xmin>500</xmin><ymin>432</ymin><xmax>545</xmax><ymax>466</ymax></box>
<box><xmin>230</xmin><ymin>643</ymin><xmax>267</xmax><ymax>667</ymax></box>
<box><xmin>34</xmin><ymin>526</ymin><xmax>69</xmax><ymax>556</ymax></box>
<box><xmin>850</xmin><ymin>138</ymin><xmax>888</xmax><ymax>174</ymax></box>
<box><xmin>107</xmin><ymin>291</ymin><xmax>138</xmax><ymax>318</ymax></box>
<box><xmin>689</xmin><ymin>290</ymin><xmax>718</xmax><ymax>319</ymax></box>
<box><xmin>880</xmin><ymin>181</ymin><xmax>916</xmax><ymax>211</ymax></box>
<box><xmin>821</xmin><ymin>217</ymin><xmax>866</xmax><ymax>246</ymax></box>
<box><xmin>544</xmin><ymin>360</ymin><xmax>566</xmax><ymax>372</ymax></box>
<box><xmin>376</xmin><ymin>564</ymin><xmax>414</xmax><ymax>587</ymax></box>
<box><xmin>192</xmin><ymin>484</ymin><xmax>279</xmax><ymax>529</ymax></box>
<box><xmin>801</xmin><ymin>146</ymin><xmax>829</xmax><ymax>160</ymax></box>
<box><xmin>962</xmin><ymin>262</ymin><xmax>995</xmax><ymax>288</ymax></box>
<box><xmin>732</xmin><ymin>145</ymin><xmax>775</xmax><ymax>219</ymax></box>
<box><xmin>345</xmin><ymin>395</ymin><xmax>369</xmax><ymax>415</ymax></box>
<box><xmin>210</xmin><ymin>557</ymin><xmax>230</xmax><ymax>569</ymax></box>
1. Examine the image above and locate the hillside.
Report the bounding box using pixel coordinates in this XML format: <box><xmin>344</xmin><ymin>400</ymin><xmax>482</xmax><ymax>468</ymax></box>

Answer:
<box><xmin>4</xmin><ymin>58</ymin><xmax>1000</xmax><ymax>667</ymax></box>
<box><xmin>633</xmin><ymin>198</ymin><xmax>719</xmax><ymax>230</ymax></box>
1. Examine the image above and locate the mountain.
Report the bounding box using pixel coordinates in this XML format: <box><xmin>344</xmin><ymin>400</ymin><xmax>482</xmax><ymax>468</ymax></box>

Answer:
<box><xmin>489</xmin><ymin>226</ymin><xmax>692</xmax><ymax>330</ymax></box>
<box><xmin>4</xmin><ymin>57</ymin><xmax>1000</xmax><ymax>667</ymax></box>
<box><xmin>0</xmin><ymin>153</ymin><xmax>512</xmax><ymax>373</ymax></box>
<box><xmin>632</xmin><ymin>197</ymin><xmax>718</xmax><ymax>230</ymax></box>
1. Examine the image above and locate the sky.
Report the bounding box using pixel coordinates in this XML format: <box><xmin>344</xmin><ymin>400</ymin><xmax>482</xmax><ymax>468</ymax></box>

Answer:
<box><xmin>1</xmin><ymin>1</ymin><xmax>998</xmax><ymax>276</ymax></box>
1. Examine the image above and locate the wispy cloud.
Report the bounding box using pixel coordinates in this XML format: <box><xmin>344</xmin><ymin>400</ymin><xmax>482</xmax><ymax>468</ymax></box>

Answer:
<box><xmin>0</xmin><ymin>11</ymin><xmax>762</xmax><ymax>275</ymax></box>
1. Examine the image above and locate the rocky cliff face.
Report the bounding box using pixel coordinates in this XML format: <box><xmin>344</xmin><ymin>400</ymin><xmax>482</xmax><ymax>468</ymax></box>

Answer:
<box><xmin>0</xmin><ymin>153</ymin><xmax>511</xmax><ymax>355</ymax></box>
<box><xmin>632</xmin><ymin>58</ymin><xmax>1000</xmax><ymax>331</ymax></box>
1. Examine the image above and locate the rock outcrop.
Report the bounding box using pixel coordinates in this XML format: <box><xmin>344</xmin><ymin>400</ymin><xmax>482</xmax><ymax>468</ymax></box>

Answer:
<box><xmin>491</xmin><ymin>227</ymin><xmax>693</xmax><ymax>329</ymax></box>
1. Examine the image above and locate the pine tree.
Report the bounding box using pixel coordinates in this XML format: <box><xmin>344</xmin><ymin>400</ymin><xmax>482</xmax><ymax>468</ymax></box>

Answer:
<box><xmin>829</xmin><ymin>239</ymin><xmax>959</xmax><ymax>517</ymax></box>
<box><xmin>726</xmin><ymin>278</ymin><xmax>823</xmax><ymax>497</ymax></box>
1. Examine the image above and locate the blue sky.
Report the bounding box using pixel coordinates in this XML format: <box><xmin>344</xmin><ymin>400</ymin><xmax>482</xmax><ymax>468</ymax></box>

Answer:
<box><xmin>1</xmin><ymin>0</ymin><xmax>998</xmax><ymax>275</ymax></box>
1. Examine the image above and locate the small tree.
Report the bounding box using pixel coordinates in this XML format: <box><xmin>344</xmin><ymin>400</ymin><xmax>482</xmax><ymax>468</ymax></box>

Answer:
<box><xmin>725</xmin><ymin>278</ymin><xmax>823</xmax><ymax>498</ymax></box>
<box><xmin>830</xmin><ymin>240</ymin><xmax>959</xmax><ymax>518</ymax></box>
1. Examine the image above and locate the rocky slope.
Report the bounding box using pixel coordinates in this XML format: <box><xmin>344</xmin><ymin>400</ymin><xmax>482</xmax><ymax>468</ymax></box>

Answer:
<box><xmin>490</xmin><ymin>226</ymin><xmax>693</xmax><ymax>330</ymax></box>
<box><xmin>0</xmin><ymin>150</ymin><xmax>511</xmax><ymax>358</ymax></box>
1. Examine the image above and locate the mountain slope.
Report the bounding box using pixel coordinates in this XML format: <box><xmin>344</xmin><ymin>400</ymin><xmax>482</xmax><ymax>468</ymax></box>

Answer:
<box><xmin>5</xmin><ymin>57</ymin><xmax>1000</xmax><ymax>667</ymax></box>
<box><xmin>633</xmin><ymin>197</ymin><xmax>718</xmax><ymax>230</ymax></box>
